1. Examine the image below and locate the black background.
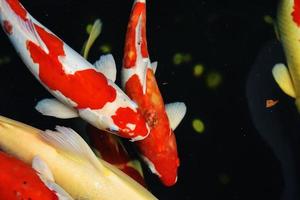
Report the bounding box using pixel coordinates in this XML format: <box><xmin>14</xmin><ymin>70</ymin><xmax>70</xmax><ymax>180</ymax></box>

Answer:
<box><xmin>2</xmin><ymin>0</ymin><xmax>300</xmax><ymax>200</ymax></box>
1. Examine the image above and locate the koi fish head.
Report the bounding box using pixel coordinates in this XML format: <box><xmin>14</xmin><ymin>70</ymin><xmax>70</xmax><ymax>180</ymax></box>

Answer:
<box><xmin>140</xmin><ymin>130</ymin><xmax>180</xmax><ymax>186</ymax></box>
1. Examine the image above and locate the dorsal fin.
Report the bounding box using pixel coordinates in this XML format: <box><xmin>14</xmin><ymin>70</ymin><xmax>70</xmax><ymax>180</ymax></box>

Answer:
<box><xmin>165</xmin><ymin>102</ymin><xmax>187</xmax><ymax>130</ymax></box>
<box><xmin>42</xmin><ymin>126</ymin><xmax>106</xmax><ymax>172</ymax></box>
<box><xmin>94</xmin><ymin>54</ymin><xmax>117</xmax><ymax>82</ymax></box>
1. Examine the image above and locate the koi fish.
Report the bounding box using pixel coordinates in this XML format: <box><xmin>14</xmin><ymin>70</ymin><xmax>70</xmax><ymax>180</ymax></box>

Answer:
<box><xmin>0</xmin><ymin>151</ymin><xmax>73</xmax><ymax>200</ymax></box>
<box><xmin>247</xmin><ymin>39</ymin><xmax>300</xmax><ymax>200</ymax></box>
<box><xmin>87</xmin><ymin>125</ymin><xmax>146</xmax><ymax>187</ymax></box>
<box><xmin>122</xmin><ymin>0</ymin><xmax>187</xmax><ymax>186</ymax></box>
<box><xmin>272</xmin><ymin>0</ymin><xmax>300</xmax><ymax>112</ymax></box>
<box><xmin>0</xmin><ymin>115</ymin><xmax>158</xmax><ymax>200</ymax></box>
<box><xmin>0</xmin><ymin>0</ymin><xmax>149</xmax><ymax>141</ymax></box>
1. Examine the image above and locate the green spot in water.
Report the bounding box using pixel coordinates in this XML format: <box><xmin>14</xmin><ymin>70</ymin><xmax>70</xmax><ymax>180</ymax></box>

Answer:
<box><xmin>100</xmin><ymin>44</ymin><xmax>112</xmax><ymax>53</ymax></box>
<box><xmin>219</xmin><ymin>173</ymin><xmax>231</xmax><ymax>185</ymax></box>
<box><xmin>86</xmin><ymin>24</ymin><xmax>93</xmax><ymax>34</ymax></box>
<box><xmin>173</xmin><ymin>53</ymin><xmax>192</xmax><ymax>65</ymax></box>
<box><xmin>173</xmin><ymin>53</ymin><xmax>184</xmax><ymax>65</ymax></box>
<box><xmin>192</xmin><ymin>119</ymin><xmax>205</xmax><ymax>133</ymax></box>
<box><xmin>206</xmin><ymin>71</ymin><xmax>222</xmax><ymax>89</ymax></box>
<box><xmin>0</xmin><ymin>56</ymin><xmax>11</xmax><ymax>65</ymax></box>
<box><xmin>193</xmin><ymin>64</ymin><xmax>205</xmax><ymax>77</ymax></box>
<box><xmin>263</xmin><ymin>15</ymin><xmax>273</xmax><ymax>25</ymax></box>
<box><xmin>183</xmin><ymin>53</ymin><xmax>192</xmax><ymax>63</ymax></box>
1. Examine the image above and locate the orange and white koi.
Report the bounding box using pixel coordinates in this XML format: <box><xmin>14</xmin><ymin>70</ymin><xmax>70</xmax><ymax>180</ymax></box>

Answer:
<box><xmin>122</xmin><ymin>0</ymin><xmax>187</xmax><ymax>186</ymax></box>
<box><xmin>0</xmin><ymin>115</ymin><xmax>158</xmax><ymax>200</ymax></box>
<box><xmin>0</xmin><ymin>151</ymin><xmax>73</xmax><ymax>200</ymax></box>
<box><xmin>272</xmin><ymin>0</ymin><xmax>300</xmax><ymax>112</ymax></box>
<box><xmin>0</xmin><ymin>0</ymin><xmax>149</xmax><ymax>141</ymax></box>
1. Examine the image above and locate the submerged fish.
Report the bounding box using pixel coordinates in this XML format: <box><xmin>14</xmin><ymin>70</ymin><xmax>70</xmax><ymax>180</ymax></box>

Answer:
<box><xmin>0</xmin><ymin>115</ymin><xmax>158</xmax><ymax>200</ymax></box>
<box><xmin>0</xmin><ymin>0</ymin><xmax>149</xmax><ymax>141</ymax></box>
<box><xmin>272</xmin><ymin>0</ymin><xmax>300</xmax><ymax>112</ymax></box>
<box><xmin>0</xmin><ymin>151</ymin><xmax>73</xmax><ymax>200</ymax></box>
<box><xmin>122</xmin><ymin>0</ymin><xmax>187</xmax><ymax>186</ymax></box>
<box><xmin>87</xmin><ymin>125</ymin><xmax>146</xmax><ymax>187</ymax></box>
<box><xmin>247</xmin><ymin>39</ymin><xmax>300</xmax><ymax>200</ymax></box>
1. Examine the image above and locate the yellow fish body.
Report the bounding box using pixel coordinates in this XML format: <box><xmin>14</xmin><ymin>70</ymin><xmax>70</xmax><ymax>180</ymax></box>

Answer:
<box><xmin>0</xmin><ymin>115</ymin><xmax>157</xmax><ymax>200</ymax></box>
<box><xmin>273</xmin><ymin>0</ymin><xmax>300</xmax><ymax>111</ymax></box>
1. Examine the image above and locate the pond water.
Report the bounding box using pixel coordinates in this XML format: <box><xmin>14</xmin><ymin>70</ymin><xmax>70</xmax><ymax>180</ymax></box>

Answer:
<box><xmin>1</xmin><ymin>0</ymin><xmax>299</xmax><ymax>199</ymax></box>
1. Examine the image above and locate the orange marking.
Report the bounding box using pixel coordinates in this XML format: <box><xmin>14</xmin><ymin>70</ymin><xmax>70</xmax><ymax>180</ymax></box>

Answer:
<box><xmin>3</xmin><ymin>20</ymin><xmax>13</xmax><ymax>35</ymax></box>
<box><xmin>112</xmin><ymin>107</ymin><xmax>148</xmax><ymax>138</ymax></box>
<box><xmin>123</xmin><ymin>2</ymin><xmax>148</xmax><ymax>68</ymax></box>
<box><xmin>266</xmin><ymin>99</ymin><xmax>279</xmax><ymax>108</ymax></box>
<box><xmin>0</xmin><ymin>151</ymin><xmax>58</xmax><ymax>200</ymax></box>
<box><xmin>292</xmin><ymin>0</ymin><xmax>300</xmax><ymax>27</ymax></box>
<box><xmin>6</xmin><ymin>0</ymin><xmax>27</xmax><ymax>21</ymax></box>
<box><xmin>26</xmin><ymin>24</ymin><xmax>116</xmax><ymax>109</ymax></box>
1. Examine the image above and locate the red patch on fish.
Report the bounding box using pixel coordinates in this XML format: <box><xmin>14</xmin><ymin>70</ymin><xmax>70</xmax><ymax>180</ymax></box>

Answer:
<box><xmin>0</xmin><ymin>151</ymin><xmax>58</xmax><ymax>200</ymax></box>
<box><xmin>123</xmin><ymin>2</ymin><xmax>148</xmax><ymax>68</ymax></box>
<box><xmin>26</xmin><ymin>24</ymin><xmax>116</xmax><ymax>109</ymax></box>
<box><xmin>3</xmin><ymin>20</ymin><xmax>13</xmax><ymax>35</ymax></box>
<box><xmin>112</xmin><ymin>107</ymin><xmax>148</xmax><ymax>138</ymax></box>
<box><xmin>292</xmin><ymin>0</ymin><xmax>300</xmax><ymax>27</ymax></box>
<box><xmin>5</xmin><ymin>0</ymin><xmax>27</xmax><ymax>21</ymax></box>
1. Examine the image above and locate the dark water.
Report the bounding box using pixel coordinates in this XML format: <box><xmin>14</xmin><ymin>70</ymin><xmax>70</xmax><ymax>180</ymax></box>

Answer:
<box><xmin>1</xmin><ymin>0</ymin><xmax>300</xmax><ymax>199</ymax></box>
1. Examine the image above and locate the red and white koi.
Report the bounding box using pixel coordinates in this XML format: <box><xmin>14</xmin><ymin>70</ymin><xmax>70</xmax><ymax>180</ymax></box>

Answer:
<box><xmin>272</xmin><ymin>0</ymin><xmax>300</xmax><ymax>112</ymax></box>
<box><xmin>0</xmin><ymin>151</ymin><xmax>73</xmax><ymax>200</ymax></box>
<box><xmin>122</xmin><ymin>0</ymin><xmax>187</xmax><ymax>186</ymax></box>
<box><xmin>0</xmin><ymin>115</ymin><xmax>158</xmax><ymax>200</ymax></box>
<box><xmin>0</xmin><ymin>0</ymin><xmax>149</xmax><ymax>141</ymax></box>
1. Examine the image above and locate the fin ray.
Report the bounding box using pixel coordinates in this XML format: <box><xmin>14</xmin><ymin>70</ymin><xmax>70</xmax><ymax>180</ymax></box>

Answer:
<box><xmin>35</xmin><ymin>98</ymin><xmax>79</xmax><ymax>119</ymax></box>
<box><xmin>94</xmin><ymin>54</ymin><xmax>117</xmax><ymax>82</ymax></box>
<box><xmin>42</xmin><ymin>126</ymin><xmax>106</xmax><ymax>172</ymax></box>
<box><xmin>165</xmin><ymin>102</ymin><xmax>187</xmax><ymax>130</ymax></box>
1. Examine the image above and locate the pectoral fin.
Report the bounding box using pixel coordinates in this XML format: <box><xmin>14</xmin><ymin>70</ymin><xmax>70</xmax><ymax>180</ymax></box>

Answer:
<box><xmin>151</xmin><ymin>61</ymin><xmax>158</xmax><ymax>74</ymax></box>
<box><xmin>32</xmin><ymin>156</ymin><xmax>74</xmax><ymax>200</ymax></box>
<box><xmin>272</xmin><ymin>63</ymin><xmax>296</xmax><ymax>98</ymax></box>
<box><xmin>35</xmin><ymin>98</ymin><xmax>79</xmax><ymax>119</ymax></box>
<box><xmin>94</xmin><ymin>54</ymin><xmax>117</xmax><ymax>82</ymax></box>
<box><xmin>32</xmin><ymin>156</ymin><xmax>54</xmax><ymax>182</ymax></box>
<box><xmin>165</xmin><ymin>102</ymin><xmax>187</xmax><ymax>130</ymax></box>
